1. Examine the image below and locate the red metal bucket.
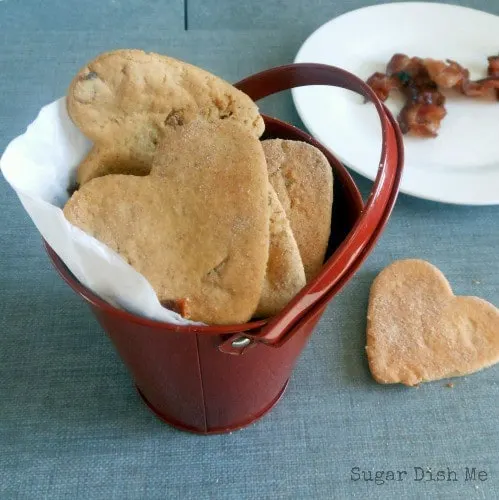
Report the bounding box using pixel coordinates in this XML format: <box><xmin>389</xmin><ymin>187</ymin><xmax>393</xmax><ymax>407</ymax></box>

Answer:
<box><xmin>46</xmin><ymin>63</ymin><xmax>404</xmax><ymax>434</ymax></box>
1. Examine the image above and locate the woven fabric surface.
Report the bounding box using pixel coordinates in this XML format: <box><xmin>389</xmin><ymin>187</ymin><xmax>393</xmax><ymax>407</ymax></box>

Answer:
<box><xmin>1</xmin><ymin>2</ymin><xmax>498</xmax><ymax>499</ymax></box>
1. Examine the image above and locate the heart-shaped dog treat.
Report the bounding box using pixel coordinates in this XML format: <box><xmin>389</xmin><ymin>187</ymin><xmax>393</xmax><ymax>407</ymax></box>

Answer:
<box><xmin>255</xmin><ymin>184</ymin><xmax>306</xmax><ymax>318</ymax></box>
<box><xmin>262</xmin><ymin>139</ymin><xmax>333</xmax><ymax>282</ymax></box>
<box><xmin>67</xmin><ymin>49</ymin><xmax>265</xmax><ymax>186</ymax></box>
<box><xmin>366</xmin><ymin>259</ymin><xmax>499</xmax><ymax>386</ymax></box>
<box><xmin>64</xmin><ymin>119</ymin><xmax>269</xmax><ymax>325</ymax></box>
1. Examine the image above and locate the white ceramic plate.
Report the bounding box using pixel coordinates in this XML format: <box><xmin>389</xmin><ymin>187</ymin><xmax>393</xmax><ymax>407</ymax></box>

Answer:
<box><xmin>293</xmin><ymin>2</ymin><xmax>499</xmax><ymax>205</ymax></box>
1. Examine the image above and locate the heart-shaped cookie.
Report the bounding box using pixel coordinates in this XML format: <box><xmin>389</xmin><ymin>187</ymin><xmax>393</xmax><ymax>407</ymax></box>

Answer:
<box><xmin>366</xmin><ymin>259</ymin><xmax>499</xmax><ymax>386</ymax></box>
<box><xmin>255</xmin><ymin>184</ymin><xmax>306</xmax><ymax>318</ymax></box>
<box><xmin>67</xmin><ymin>49</ymin><xmax>264</xmax><ymax>186</ymax></box>
<box><xmin>64</xmin><ymin>119</ymin><xmax>269</xmax><ymax>325</ymax></box>
<box><xmin>263</xmin><ymin>139</ymin><xmax>333</xmax><ymax>282</ymax></box>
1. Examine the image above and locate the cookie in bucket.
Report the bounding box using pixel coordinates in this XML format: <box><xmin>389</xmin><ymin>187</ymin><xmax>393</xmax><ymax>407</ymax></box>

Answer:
<box><xmin>63</xmin><ymin>51</ymin><xmax>337</xmax><ymax>324</ymax></box>
<box><xmin>64</xmin><ymin>118</ymin><xmax>270</xmax><ymax>325</ymax></box>
<box><xmin>67</xmin><ymin>49</ymin><xmax>265</xmax><ymax>186</ymax></box>
<box><xmin>1</xmin><ymin>57</ymin><xmax>402</xmax><ymax>432</ymax></box>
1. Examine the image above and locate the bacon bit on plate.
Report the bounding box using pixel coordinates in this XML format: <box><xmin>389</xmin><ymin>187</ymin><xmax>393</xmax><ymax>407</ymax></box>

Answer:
<box><xmin>487</xmin><ymin>55</ymin><xmax>499</xmax><ymax>100</ymax></box>
<box><xmin>365</xmin><ymin>72</ymin><xmax>399</xmax><ymax>102</ymax></box>
<box><xmin>366</xmin><ymin>53</ymin><xmax>499</xmax><ymax>137</ymax></box>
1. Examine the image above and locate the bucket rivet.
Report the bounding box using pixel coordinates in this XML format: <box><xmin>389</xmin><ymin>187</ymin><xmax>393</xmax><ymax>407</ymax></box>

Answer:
<box><xmin>231</xmin><ymin>336</ymin><xmax>251</xmax><ymax>349</ymax></box>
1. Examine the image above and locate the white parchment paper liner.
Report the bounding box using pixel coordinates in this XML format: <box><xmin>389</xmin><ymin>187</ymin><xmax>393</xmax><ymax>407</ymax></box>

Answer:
<box><xmin>1</xmin><ymin>98</ymin><xmax>202</xmax><ymax>325</ymax></box>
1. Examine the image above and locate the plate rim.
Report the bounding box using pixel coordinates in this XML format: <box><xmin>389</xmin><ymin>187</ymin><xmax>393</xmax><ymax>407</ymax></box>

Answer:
<box><xmin>292</xmin><ymin>1</ymin><xmax>499</xmax><ymax>206</ymax></box>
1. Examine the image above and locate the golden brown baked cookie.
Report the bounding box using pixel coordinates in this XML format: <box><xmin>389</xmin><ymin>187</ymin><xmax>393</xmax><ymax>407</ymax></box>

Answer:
<box><xmin>67</xmin><ymin>49</ymin><xmax>265</xmax><ymax>185</ymax></box>
<box><xmin>262</xmin><ymin>139</ymin><xmax>333</xmax><ymax>282</ymax></box>
<box><xmin>366</xmin><ymin>259</ymin><xmax>499</xmax><ymax>386</ymax></box>
<box><xmin>255</xmin><ymin>185</ymin><xmax>306</xmax><ymax>318</ymax></box>
<box><xmin>64</xmin><ymin>119</ymin><xmax>270</xmax><ymax>325</ymax></box>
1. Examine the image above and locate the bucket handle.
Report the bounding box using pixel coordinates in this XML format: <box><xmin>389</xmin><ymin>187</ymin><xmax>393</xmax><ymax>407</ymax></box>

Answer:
<box><xmin>219</xmin><ymin>63</ymin><xmax>403</xmax><ymax>354</ymax></box>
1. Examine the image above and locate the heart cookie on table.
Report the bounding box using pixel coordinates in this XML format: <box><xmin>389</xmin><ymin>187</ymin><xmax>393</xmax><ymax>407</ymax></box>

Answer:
<box><xmin>366</xmin><ymin>259</ymin><xmax>499</xmax><ymax>386</ymax></box>
<box><xmin>67</xmin><ymin>49</ymin><xmax>264</xmax><ymax>185</ymax></box>
<box><xmin>64</xmin><ymin>119</ymin><xmax>269</xmax><ymax>325</ymax></box>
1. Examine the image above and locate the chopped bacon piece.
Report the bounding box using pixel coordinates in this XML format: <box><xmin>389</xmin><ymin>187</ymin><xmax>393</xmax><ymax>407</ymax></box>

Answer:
<box><xmin>161</xmin><ymin>298</ymin><xmax>191</xmax><ymax>318</ymax></box>
<box><xmin>429</xmin><ymin>58</ymin><xmax>499</xmax><ymax>97</ymax></box>
<box><xmin>385</xmin><ymin>56</ymin><xmax>447</xmax><ymax>136</ymax></box>
<box><xmin>423</xmin><ymin>58</ymin><xmax>465</xmax><ymax>88</ymax></box>
<box><xmin>487</xmin><ymin>55</ymin><xmax>499</xmax><ymax>100</ymax></box>
<box><xmin>366</xmin><ymin>72</ymin><xmax>399</xmax><ymax>101</ymax></box>
<box><xmin>460</xmin><ymin>76</ymin><xmax>499</xmax><ymax>97</ymax></box>
<box><xmin>365</xmin><ymin>53</ymin><xmax>499</xmax><ymax>137</ymax></box>
<box><xmin>398</xmin><ymin>103</ymin><xmax>447</xmax><ymax>138</ymax></box>
<box><xmin>399</xmin><ymin>67</ymin><xmax>446</xmax><ymax>136</ymax></box>
<box><xmin>386</xmin><ymin>53</ymin><xmax>413</xmax><ymax>75</ymax></box>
